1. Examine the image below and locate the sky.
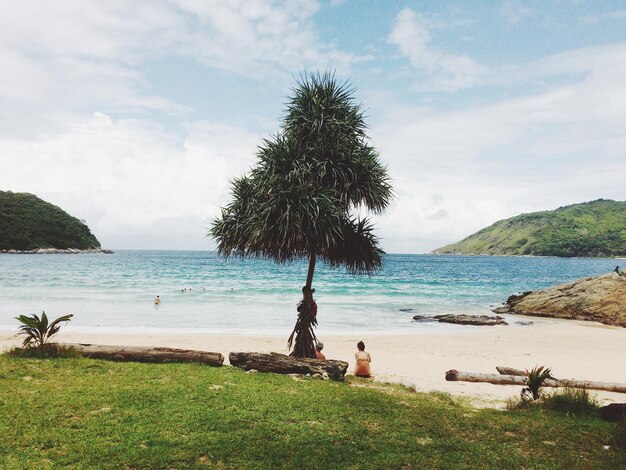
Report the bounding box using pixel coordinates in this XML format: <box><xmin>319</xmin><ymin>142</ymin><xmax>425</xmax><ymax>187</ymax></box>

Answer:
<box><xmin>1</xmin><ymin>0</ymin><xmax>625</xmax><ymax>253</ymax></box>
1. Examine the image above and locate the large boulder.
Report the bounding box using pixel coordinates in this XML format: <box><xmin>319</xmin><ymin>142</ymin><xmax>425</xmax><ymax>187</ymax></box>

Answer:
<box><xmin>493</xmin><ymin>273</ymin><xmax>626</xmax><ymax>327</ymax></box>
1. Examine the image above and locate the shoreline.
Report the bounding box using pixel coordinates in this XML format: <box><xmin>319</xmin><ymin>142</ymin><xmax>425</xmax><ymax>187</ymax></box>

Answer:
<box><xmin>0</xmin><ymin>248</ymin><xmax>113</xmax><ymax>254</ymax></box>
<box><xmin>2</xmin><ymin>319</ymin><xmax>625</xmax><ymax>407</ymax></box>
<box><xmin>431</xmin><ymin>251</ymin><xmax>626</xmax><ymax>259</ymax></box>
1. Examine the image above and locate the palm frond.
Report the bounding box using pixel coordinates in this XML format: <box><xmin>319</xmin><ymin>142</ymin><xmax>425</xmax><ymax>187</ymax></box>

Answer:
<box><xmin>522</xmin><ymin>365</ymin><xmax>553</xmax><ymax>400</ymax></box>
<box><xmin>322</xmin><ymin>217</ymin><xmax>384</xmax><ymax>275</ymax></box>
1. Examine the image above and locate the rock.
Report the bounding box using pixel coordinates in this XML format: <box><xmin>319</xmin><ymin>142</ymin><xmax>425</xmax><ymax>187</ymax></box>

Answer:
<box><xmin>412</xmin><ymin>315</ymin><xmax>438</xmax><ymax>322</ymax></box>
<box><xmin>515</xmin><ymin>321</ymin><xmax>535</xmax><ymax>326</ymax></box>
<box><xmin>599</xmin><ymin>403</ymin><xmax>626</xmax><ymax>422</ymax></box>
<box><xmin>412</xmin><ymin>314</ymin><xmax>508</xmax><ymax>326</ymax></box>
<box><xmin>400</xmin><ymin>308</ymin><xmax>415</xmax><ymax>312</ymax></box>
<box><xmin>508</xmin><ymin>291</ymin><xmax>533</xmax><ymax>303</ymax></box>
<box><xmin>433</xmin><ymin>314</ymin><xmax>508</xmax><ymax>326</ymax></box>
<box><xmin>1</xmin><ymin>247</ymin><xmax>113</xmax><ymax>254</ymax></box>
<box><xmin>493</xmin><ymin>273</ymin><xmax>626</xmax><ymax>327</ymax></box>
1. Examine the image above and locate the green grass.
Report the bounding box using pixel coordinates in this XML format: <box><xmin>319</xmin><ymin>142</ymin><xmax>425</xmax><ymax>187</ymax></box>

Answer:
<box><xmin>1</xmin><ymin>355</ymin><xmax>624</xmax><ymax>469</ymax></box>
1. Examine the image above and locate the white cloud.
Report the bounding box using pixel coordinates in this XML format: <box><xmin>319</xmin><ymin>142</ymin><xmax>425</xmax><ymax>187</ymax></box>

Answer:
<box><xmin>371</xmin><ymin>43</ymin><xmax>626</xmax><ymax>251</ymax></box>
<box><xmin>388</xmin><ymin>8</ymin><xmax>489</xmax><ymax>92</ymax></box>
<box><xmin>0</xmin><ymin>113</ymin><xmax>261</xmax><ymax>249</ymax></box>
<box><xmin>171</xmin><ymin>0</ymin><xmax>357</xmax><ymax>77</ymax></box>
<box><xmin>0</xmin><ymin>0</ymin><xmax>357</xmax><ymax>119</ymax></box>
<box><xmin>499</xmin><ymin>1</ymin><xmax>533</xmax><ymax>24</ymax></box>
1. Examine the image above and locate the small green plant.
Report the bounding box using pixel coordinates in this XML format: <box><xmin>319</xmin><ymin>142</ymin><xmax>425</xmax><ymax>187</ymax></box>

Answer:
<box><xmin>522</xmin><ymin>365</ymin><xmax>553</xmax><ymax>401</ymax></box>
<box><xmin>15</xmin><ymin>311</ymin><xmax>73</xmax><ymax>348</ymax></box>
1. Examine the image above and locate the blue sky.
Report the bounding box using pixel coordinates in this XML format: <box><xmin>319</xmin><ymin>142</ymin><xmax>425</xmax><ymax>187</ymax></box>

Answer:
<box><xmin>1</xmin><ymin>0</ymin><xmax>625</xmax><ymax>252</ymax></box>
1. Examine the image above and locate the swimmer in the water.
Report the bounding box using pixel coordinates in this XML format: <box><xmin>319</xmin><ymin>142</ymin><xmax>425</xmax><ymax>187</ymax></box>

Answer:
<box><xmin>154</xmin><ymin>295</ymin><xmax>161</xmax><ymax>305</ymax></box>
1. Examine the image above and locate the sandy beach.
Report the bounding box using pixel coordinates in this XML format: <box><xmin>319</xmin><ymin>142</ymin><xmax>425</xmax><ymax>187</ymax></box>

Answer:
<box><xmin>3</xmin><ymin>317</ymin><xmax>625</xmax><ymax>407</ymax></box>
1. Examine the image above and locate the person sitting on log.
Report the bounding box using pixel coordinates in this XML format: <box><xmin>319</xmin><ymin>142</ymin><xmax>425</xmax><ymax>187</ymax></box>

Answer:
<box><xmin>315</xmin><ymin>341</ymin><xmax>326</xmax><ymax>360</ymax></box>
<box><xmin>354</xmin><ymin>341</ymin><xmax>372</xmax><ymax>378</ymax></box>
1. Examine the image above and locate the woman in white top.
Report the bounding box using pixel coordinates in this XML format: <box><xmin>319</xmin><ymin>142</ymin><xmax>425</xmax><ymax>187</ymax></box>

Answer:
<box><xmin>354</xmin><ymin>341</ymin><xmax>371</xmax><ymax>378</ymax></box>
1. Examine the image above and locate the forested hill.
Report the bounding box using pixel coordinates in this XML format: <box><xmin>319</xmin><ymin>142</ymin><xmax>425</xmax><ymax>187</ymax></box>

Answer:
<box><xmin>433</xmin><ymin>199</ymin><xmax>626</xmax><ymax>257</ymax></box>
<box><xmin>0</xmin><ymin>191</ymin><xmax>101</xmax><ymax>251</ymax></box>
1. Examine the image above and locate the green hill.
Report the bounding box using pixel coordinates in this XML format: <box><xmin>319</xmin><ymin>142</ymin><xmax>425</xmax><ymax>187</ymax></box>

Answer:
<box><xmin>433</xmin><ymin>199</ymin><xmax>626</xmax><ymax>257</ymax></box>
<box><xmin>0</xmin><ymin>191</ymin><xmax>101</xmax><ymax>251</ymax></box>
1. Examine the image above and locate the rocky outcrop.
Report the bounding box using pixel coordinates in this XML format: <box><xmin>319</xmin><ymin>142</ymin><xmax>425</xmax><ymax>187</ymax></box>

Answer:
<box><xmin>412</xmin><ymin>314</ymin><xmax>508</xmax><ymax>326</ymax></box>
<box><xmin>0</xmin><ymin>248</ymin><xmax>113</xmax><ymax>254</ymax></box>
<box><xmin>493</xmin><ymin>273</ymin><xmax>626</xmax><ymax>327</ymax></box>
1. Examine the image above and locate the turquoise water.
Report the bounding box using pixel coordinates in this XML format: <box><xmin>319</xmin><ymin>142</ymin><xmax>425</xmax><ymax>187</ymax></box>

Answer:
<box><xmin>0</xmin><ymin>251</ymin><xmax>620</xmax><ymax>335</ymax></box>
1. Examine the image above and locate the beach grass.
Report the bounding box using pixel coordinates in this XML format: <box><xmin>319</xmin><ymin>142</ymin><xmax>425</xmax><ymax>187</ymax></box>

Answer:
<box><xmin>0</xmin><ymin>355</ymin><xmax>624</xmax><ymax>469</ymax></box>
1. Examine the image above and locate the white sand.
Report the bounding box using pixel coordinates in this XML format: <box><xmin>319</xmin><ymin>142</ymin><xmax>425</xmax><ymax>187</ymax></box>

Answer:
<box><xmin>2</xmin><ymin>318</ymin><xmax>625</xmax><ymax>407</ymax></box>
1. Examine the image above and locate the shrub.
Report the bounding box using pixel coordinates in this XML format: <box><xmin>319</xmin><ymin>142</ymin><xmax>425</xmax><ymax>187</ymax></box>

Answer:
<box><xmin>541</xmin><ymin>388</ymin><xmax>600</xmax><ymax>416</ymax></box>
<box><xmin>15</xmin><ymin>311</ymin><xmax>73</xmax><ymax>348</ymax></box>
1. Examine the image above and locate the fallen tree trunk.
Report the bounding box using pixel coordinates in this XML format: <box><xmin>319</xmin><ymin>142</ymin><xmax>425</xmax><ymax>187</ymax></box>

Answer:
<box><xmin>496</xmin><ymin>366</ymin><xmax>526</xmax><ymax>376</ymax></box>
<box><xmin>446</xmin><ymin>370</ymin><xmax>527</xmax><ymax>386</ymax></box>
<box><xmin>65</xmin><ymin>343</ymin><xmax>224</xmax><ymax>366</ymax></box>
<box><xmin>446</xmin><ymin>369</ymin><xmax>626</xmax><ymax>393</ymax></box>
<box><xmin>229</xmin><ymin>352</ymin><xmax>348</xmax><ymax>381</ymax></box>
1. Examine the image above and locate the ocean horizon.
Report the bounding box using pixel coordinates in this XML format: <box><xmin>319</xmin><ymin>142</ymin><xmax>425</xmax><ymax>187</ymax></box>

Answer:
<box><xmin>0</xmin><ymin>250</ymin><xmax>620</xmax><ymax>336</ymax></box>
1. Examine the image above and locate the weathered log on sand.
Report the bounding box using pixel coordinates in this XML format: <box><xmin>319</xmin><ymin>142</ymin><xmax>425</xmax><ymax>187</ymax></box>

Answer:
<box><xmin>496</xmin><ymin>366</ymin><xmax>526</xmax><ymax>376</ymax></box>
<box><xmin>65</xmin><ymin>343</ymin><xmax>224</xmax><ymax>366</ymax></box>
<box><xmin>229</xmin><ymin>352</ymin><xmax>348</xmax><ymax>381</ymax></box>
<box><xmin>446</xmin><ymin>370</ymin><xmax>626</xmax><ymax>393</ymax></box>
<box><xmin>446</xmin><ymin>370</ymin><xmax>527</xmax><ymax>386</ymax></box>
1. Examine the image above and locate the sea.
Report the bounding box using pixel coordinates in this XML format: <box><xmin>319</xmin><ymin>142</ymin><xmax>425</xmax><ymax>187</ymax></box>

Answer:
<box><xmin>0</xmin><ymin>251</ymin><xmax>620</xmax><ymax>336</ymax></box>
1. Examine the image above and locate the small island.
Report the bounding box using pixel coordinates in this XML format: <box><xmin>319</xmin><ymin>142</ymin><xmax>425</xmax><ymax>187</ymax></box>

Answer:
<box><xmin>0</xmin><ymin>190</ymin><xmax>107</xmax><ymax>253</ymax></box>
<box><xmin>433</xmin><ymin>199</ymin><xmax>626</xmax><ymax>257</ymax></box>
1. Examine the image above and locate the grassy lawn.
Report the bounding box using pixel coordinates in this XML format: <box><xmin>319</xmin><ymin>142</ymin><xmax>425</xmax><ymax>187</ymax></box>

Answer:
<box><xmin>1</xmin><ymin>355</ymin><xmax>624</xmax><ymax>469</ymax></box>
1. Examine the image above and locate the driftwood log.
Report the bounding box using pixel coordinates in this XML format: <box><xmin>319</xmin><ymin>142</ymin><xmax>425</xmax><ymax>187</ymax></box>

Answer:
<box><xmin>229</xmin><ymin>352</ymin><xmax>348</xmax><ymax>381</ymax></box>
<box><xmin>496</xmin><ymin>366</ymin><xmax>526</xmax><ymax>376</ymax></box>
<box><xmin>446</xmin><ymin>369</ymin><xmax>626</xmax><ymax>393</ymax></box>
<box><xmin>65</xmin><ymin>343</ymin><xmax>224</xmax><ymax>366</ymax></box>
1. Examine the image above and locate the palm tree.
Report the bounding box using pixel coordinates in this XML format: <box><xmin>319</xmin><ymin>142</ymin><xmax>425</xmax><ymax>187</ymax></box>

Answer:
<box><xmin>211</xmin><ymin>72</ymin><xmax>392</xmax><ymax>357</ymax></box>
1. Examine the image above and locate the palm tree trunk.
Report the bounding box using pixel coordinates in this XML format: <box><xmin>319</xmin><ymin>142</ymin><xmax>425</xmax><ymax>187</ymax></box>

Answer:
<box><xmin>305</xmin><ymin>251</ymin><xmax>316</xmax><ymax>289</ymax></box>
<box><xmin>288</xmin><ymin>251</ymin><xmax>318</xmax><ymax>358</ymax></box>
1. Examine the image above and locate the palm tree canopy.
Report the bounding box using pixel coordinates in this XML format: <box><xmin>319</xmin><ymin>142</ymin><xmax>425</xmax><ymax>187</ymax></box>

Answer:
<box><xmin>211</xmin><ymin>72</ymin><xmax>392</xmax><ymax>275</ymax></box>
